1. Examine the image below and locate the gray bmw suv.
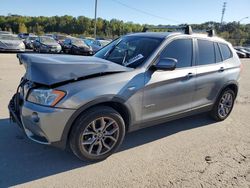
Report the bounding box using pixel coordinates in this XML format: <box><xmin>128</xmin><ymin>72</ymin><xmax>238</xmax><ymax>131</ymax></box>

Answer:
<box><xmin>9</xmin><ymin>28</ymin><xmax>241</xmax><ymax>161</ymax></box>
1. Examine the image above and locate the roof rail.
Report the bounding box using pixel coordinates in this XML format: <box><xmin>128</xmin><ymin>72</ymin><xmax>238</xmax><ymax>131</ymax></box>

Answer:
<box><xmin>206</xmin><ymin>29</ymin><xmax>215</xmax><ymax>37</ymax></box>
<box><xmin>143</xmin><ymin>25</ymin><xmax>193</xmax><ymax>35</ymax></box>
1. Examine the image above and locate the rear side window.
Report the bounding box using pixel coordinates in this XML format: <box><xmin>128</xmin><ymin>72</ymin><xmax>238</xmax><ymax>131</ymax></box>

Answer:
<box><xmin>197</xmin><ymin>39</ymin><xmax>215</xmax><ymax>65</ymax></box>
<box><xmin>219</xmin><ymin>43</ymin><xmax>232</xmax><ymax>60</ymax></box>
<box><xmin>214</xmin><ymin>42</ymin><xmax>222</xmax><ymax>63</ymax></box>
<box><xmin>161</xmin><ymin>39</ymin><xmax>192</xmax><ymax>68</ymax></box>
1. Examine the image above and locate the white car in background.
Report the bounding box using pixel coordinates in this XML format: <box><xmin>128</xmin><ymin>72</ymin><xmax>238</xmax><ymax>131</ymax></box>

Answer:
<box><xmin>0</xmin><ymin>34</ymin><xmax>25</xmax><ymax>52</ymax></box>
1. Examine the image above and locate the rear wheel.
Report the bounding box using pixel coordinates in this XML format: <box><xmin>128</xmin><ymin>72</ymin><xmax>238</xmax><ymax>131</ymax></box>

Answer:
<box><xmin>69</xmin><ymin>106</ymin><xmax>126</xmax><ymax>161</ymax></box>
<box><xmin>210</xmin><ymin>88</ymin><xmax>236</xmax><ymax>121</ymax></box>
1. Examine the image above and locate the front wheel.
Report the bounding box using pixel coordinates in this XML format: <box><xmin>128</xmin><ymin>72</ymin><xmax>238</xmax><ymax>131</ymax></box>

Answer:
<box><xmin>69</xmin><ymin>106</ymin><xmax>126</xmax><ymax>161</ymax></box>
<box><xmin>210</xmin><ymin>88</ymin><xmax>236</xmax><ymax>121</ymax></box>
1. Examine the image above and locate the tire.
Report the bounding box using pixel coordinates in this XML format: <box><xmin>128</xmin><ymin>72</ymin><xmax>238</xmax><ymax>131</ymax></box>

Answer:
<box><xmin>210</xmin><ymin>88</ymin><xmax>236</xmax><ymax>121</ymax></box>
<box><xmin>69</xmin><ymin>106</ymin><xmax>126</xmax><ymax>162</ymax></box>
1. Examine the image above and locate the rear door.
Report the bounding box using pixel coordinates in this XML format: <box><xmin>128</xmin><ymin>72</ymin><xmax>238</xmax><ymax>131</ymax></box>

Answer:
<box><xmin>192</xmin><ymin>39</ymin><xmax>226</xmax><ymax>108</ymax></box>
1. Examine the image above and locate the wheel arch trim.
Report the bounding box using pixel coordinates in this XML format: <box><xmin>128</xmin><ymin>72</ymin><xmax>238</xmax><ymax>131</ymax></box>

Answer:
<box><xmin>214</xmin><ymin>80</ymin><xmax>239</xmax><ymax>104</ymax></box>
<box><xmin>55</xmin><ymin>96</ymin><xmax>133</xmax><ymax>149</ymax></box>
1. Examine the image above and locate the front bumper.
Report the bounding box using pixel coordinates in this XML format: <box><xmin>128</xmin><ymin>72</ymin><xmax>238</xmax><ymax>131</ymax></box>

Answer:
<box><xmin>9</xmin><ymin>94</ymin><xmax>75</xmax><ymax>148</ymax></box>
<box><xmin>40</xmin><ymin>46</ymin><xmax>61</xmax><ymax>53</ymax></box>
<box><xmin>73</xmin><ymin>48</ymin><xmax>93</xmax><ymax>55</ymax></box>
<box><xmin>0</xmin><ymin>47</ymin><xmax>25</xmax><ymax>52</ymax></box>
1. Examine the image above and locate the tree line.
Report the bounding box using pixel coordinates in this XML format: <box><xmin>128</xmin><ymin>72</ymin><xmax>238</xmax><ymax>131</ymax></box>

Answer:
<box><xmin>0</xmin><ymin>15</ymin><xmax>249</xmax><ymax>46</ymax></box>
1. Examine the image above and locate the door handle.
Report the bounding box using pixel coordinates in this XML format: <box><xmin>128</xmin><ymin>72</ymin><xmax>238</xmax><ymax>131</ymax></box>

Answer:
<box><xmin>186</xmin><ymin>72</ymin><xmax>194</xmax><ymax>79</ymax></box>
<box><xmin>218</xmin><ymin>67</ymin><xmax>225</xmax><ymax>72</ymax></box>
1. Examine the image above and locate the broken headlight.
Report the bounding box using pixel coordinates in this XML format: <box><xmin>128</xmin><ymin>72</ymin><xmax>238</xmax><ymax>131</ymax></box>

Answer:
<box><xmin>27</xmin><ymin>88</ymin><xmax>66</xmax><ymax>107</ymax></box>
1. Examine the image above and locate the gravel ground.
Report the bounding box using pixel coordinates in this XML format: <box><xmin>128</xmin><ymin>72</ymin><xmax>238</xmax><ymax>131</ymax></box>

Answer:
<box><xmin>0</xmin><ymin>54</ymin><xmax>250</xmax><ymax>188</ymax></box>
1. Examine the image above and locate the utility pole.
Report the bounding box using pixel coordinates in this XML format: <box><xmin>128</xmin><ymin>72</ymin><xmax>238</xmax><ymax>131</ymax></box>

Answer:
<box><xmin>237</xmin><ymin>17</ymin><xmax>249</xmax><ymax>45</ymax></box>
<box><xmin>220</xmin><ymin>2</ymin><xmax>227</xmax><ymax>25</ymax></box>
<box><xmin>94</xmin><ymin>0</ymin><xmax>98</xmax><ymax>39</ymax></box>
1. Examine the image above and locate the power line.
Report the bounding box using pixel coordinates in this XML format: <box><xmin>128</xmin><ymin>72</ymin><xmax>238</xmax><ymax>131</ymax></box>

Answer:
<box><xmin>110</xmin><ymin>0</ymin><xmax>181</xmax><ymax>24</ymax></box>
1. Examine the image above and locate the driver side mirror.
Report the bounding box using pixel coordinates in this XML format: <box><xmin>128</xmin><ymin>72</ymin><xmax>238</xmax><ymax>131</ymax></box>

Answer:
<box><xmin>153</xmin><ymin>58</ymin><xmax>177</xmax><ymax>71</ymax></box>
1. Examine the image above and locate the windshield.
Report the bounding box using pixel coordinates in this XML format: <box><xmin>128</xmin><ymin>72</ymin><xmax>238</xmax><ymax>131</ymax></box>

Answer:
<box><xmin>99</xmin><ymin>40</ymin><xmax>110</xmax><ymax>47</ymax></box>
<box><xmin>84</xmin><ymin>39</ymin><xmax>93</xmax><ymax>46</ymax></box>
<box><xmin>29</xmin><ymin>37</ymin><xmax>36</xmax><ymax>40</ymax></box>
<box><xmin>94</xmin><ymin>36</ymin><xmax>163</xmax><ymax>68</ymax></box>
<box><xmin>0</xmin><ymin>35</ymin><xmax>20</xmax><ymax>40</ymax></box>
<box><xmin>72</xmin><ymin>39</ymin><xmax>87</xmax><ymax>47</ymax></box>
<box><xmin>40</xmin><ymin>37</ymin><xmax>56</xmax><ymax>43</ymax></box>
<box><xmin>57</xmin><ymin>35</ymin><xmax>67</xmax><ymax>40</ymax></box>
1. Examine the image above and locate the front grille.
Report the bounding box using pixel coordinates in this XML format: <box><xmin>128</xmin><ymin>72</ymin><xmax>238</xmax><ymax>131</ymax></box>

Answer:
<box><xmin>9</xmin><ymin>94</ymin><xmax>22</xmax><ymax>129</ymax></box>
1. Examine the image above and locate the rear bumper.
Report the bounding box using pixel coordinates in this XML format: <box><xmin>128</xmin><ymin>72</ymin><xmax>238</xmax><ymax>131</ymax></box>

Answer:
<box><xmin>9</xmin><ymin>94</ymin><xmax>75</xmax><ymax>148</ymax></box>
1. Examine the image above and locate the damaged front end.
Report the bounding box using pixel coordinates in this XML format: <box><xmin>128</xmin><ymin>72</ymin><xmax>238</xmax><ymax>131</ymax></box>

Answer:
<box><xmin>9</xmin><ymin>77</ymin><xmax>29</xmax><ymax>129</ymax></box>
<box><xmin>8</xmin><ymin>53</ymin><xmax>131</xmax><ymax>148</ymax></box>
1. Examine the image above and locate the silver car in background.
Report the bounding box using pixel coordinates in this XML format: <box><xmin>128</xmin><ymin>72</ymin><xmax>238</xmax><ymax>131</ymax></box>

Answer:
<box><xmin>23</xmin><ymin>35</ymin><xmax>37</xmax><ymax>49</ymax></box>
<box><xmin>9</xmin><ymin>27</ymin><xmax>241</xmax><ymax>162</ymax></box>
<box><xmin>0</xmin><ymin>34</ymin><xmax>25</xmax><ymax>52</ymax></box>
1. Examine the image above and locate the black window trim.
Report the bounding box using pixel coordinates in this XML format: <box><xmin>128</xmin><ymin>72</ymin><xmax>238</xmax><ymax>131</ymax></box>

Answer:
<box><xmin>214</xmin><ymin>42</ymin><xmax>223</xmax><ymax>63</ymax></box>
<box><xmin>194</xmin><ymin>38</ymin><xmax>225</xmax><ymax>67</ymax></box>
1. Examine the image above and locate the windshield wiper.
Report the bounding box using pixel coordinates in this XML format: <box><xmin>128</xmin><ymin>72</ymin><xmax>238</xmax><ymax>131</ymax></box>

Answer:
<box><xmin>104</xmin><ymin>45</ymin><xmax>116</xmax><ymax>59</ymax></box>
<box><xmin>104</xmin><ymin>39</ymin><xmax>122</xmax><ymax>60</ymax></box>
<box><xmin>122</xmin><ymin>50</ymin><xmax>128</xmax><ymax>66</ymax></box>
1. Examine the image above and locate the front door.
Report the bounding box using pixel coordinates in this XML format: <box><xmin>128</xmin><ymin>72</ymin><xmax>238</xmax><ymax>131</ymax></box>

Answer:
<box><xmin>142</xmin><ymin>38</ymin><xmax>196</xmax><ymax>123</ymax></box>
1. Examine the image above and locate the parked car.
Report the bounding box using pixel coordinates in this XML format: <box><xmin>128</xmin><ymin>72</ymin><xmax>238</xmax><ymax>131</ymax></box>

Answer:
<box><xmin>0</xmin><ymin>31</ymin><xmax>12</xmax><ymax>35</ymax></box>
<box><xmin>234</xmin><ymin>46</ymin><xmax>250</xmax><ymax>58</ymax></box>
<box><xmin>9</xmin><ymin>28</ymin><xmax>241</xmax><ymax>162</ymax></box>
<box><xmin>83</xmin><ymin>39</ymin><xmax>102</xmax><ymax>53</ymax></box>
<box><xmin>44</xmin><ymin>33</ymin><xmax>55</xmax><ymax>38</ymax></box>
<box><xmin>97</xmin><ymin>39</ymin><xmax>111</xmax><ymax>47</ymax></box>
<box><xmin>18</xmin><ymin>33</ymin><xmax>29</xmax><ymax>40</ymax></box>
<box><xmin>0</xmin><ymin>34</ymin><xmax>25</xmax><ymax>52</ymax></box>
<box><xmin>33</xmin><ymin>36</ymin><xmax>61</xmax><ymax>53</ymax></box>
<box><xmin>243</xmin><ymin>46</ymin><xmax>250</xmax><ymax>53</ymax></box>
<box><xmin>23</xmin><ymin>35</ymin><xmax>37</xmax><ymax>49</ymax></box>
<box><xmin>234</xmin><ymin>49</ymin><xmax>246</xmax><ymax>58</ymax></box>
<box><xmin>62</xmin><ymin>37</ymin><xmax>93</xmax><ymax>55</ymax></box>
<box><xmin>53</xmin><ymin>34</ymin><xmax>68</xmax><ymax>46</ymax></box>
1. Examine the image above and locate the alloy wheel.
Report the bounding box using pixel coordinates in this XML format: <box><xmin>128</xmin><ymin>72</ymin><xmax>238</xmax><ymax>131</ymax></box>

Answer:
<box><xmin>81</xmin><ymin>117</ymin><xmax>119</xmax><ymax>156</ymax></box>
<box><xmin>218</xmin><ymin>92</ymin><xmax>233</xmax><ymax>118</ymax></box>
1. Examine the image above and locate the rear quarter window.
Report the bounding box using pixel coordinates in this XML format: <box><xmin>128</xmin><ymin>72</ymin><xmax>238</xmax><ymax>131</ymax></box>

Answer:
<box><xmin>219</xmin><ymin>43</ymin><xmax>232</xmax><ymax>60</ymax></box>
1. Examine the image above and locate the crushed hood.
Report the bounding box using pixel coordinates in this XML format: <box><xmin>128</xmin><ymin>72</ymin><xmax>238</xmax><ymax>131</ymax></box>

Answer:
<box><xmin>17</xmin><ymin>53</ymin><xmax>132</xmax><ymax>86</ymax></box>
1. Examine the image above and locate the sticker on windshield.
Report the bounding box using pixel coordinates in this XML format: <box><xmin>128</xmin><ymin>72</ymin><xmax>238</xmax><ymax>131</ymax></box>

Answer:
<box><xmin>124</xmin><ymin>54</ymin><xmax>144</xmax><ymax>66</ymax></box>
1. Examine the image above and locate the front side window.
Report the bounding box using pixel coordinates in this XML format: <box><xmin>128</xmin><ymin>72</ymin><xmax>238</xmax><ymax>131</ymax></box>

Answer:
<box><xmin>197</xmin><ymin>39</ymin><xmax>215</xmax><ymax>65</ymax></box>
<box><xmin>219</xmin><ymin>43</ymin><xmax>232</xmax><ymax>60</ymax></box>
<box><xmin>160</xmin><ymin>39</ymin><xmax>192</xmax><ymax>68</ymax></box>
<box><xmin>95</xmin><ymin>36</ymin><xmax>163</xmax><ymax>68</ymax></box>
